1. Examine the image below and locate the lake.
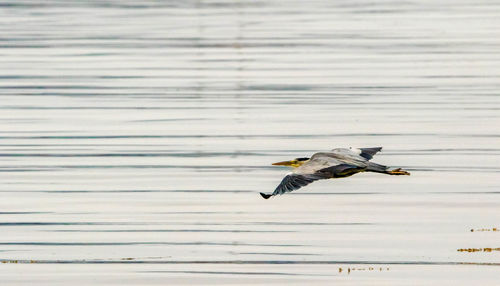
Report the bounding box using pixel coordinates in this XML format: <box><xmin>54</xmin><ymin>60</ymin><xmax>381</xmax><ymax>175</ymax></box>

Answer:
<box><xmin>0</xmin><ymin>0</ymin><xmax>499</xmax><ymax>284</ymax></box>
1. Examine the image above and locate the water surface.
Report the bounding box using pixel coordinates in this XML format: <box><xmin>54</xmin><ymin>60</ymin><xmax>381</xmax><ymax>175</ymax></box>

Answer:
<box><xmin>0</xmin><ymin>0</ymin><xmax>499</xmax><ymax>284</ymax></box>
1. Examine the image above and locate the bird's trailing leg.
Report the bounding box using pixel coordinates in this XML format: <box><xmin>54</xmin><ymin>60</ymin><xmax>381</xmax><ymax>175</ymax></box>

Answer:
<box><xmin>386</xmin><ymin>168</ymin><xmax>410</xmax><ymax>176</ymax></box>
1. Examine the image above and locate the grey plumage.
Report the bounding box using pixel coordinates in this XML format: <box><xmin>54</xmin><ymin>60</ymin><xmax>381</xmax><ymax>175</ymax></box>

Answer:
<box><xmin>260</xmin><ymin>147</ymin><xmax>409</xmax><ymax>199</ymax></box>
<box><xmin>358</xmin><ymin>147</ymin><xmax>383</xmax><ymax>160</ymax></box>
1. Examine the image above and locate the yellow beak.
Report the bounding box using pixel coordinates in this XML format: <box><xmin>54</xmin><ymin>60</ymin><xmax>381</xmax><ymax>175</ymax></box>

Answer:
<box><xmin>272</xmin><ymin>160</ymin><xmax>294</xmax><ymax>166</ymax></box>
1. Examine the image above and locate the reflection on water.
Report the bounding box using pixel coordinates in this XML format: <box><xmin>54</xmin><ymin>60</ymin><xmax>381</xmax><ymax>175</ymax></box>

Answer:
<box><xmin>1</xmin><ymin>0</ymin><xmax>500</xmax><ymax>284</ymax></box>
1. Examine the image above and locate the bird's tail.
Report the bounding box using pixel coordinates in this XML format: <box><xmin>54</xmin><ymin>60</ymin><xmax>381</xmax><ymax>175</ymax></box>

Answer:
<box><xmin>260</xmin><ymin>192</ymin><xmax>273</xmax><ymax>199</ymax></box>
<box><xmin>366</xmin><ymin>162</ymin><xmax>410</xmax><ymax>176</ymax></box>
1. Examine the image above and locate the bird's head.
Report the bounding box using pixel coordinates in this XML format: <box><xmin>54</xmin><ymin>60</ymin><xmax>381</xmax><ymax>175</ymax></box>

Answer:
<box><xmin>272</xmin><ymin>157</ymin><xmax>310</xmax><ymax>168</ymax></box>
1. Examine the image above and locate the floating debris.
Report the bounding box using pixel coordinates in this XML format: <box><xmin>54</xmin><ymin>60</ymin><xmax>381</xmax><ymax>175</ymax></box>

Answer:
<box><xmin>470</xmin><ymin>228</ymin><xmax>499</xmax><ymax>232</ymax></box>
<box><xmin>340</xmin><ymin>266</ymin><xmax>389</xmax><ymax>274</ymax></box>
<box><xmin>458</xmin><ymin>248</ymin><xmax>500</xmax><ymax>252</ymax></box>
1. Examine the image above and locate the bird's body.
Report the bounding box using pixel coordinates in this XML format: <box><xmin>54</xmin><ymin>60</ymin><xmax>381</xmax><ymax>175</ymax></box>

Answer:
<box><xmin>260</xmin><ymin>147</ymin><xmax>409</xmax><ymax>199</ymax></box>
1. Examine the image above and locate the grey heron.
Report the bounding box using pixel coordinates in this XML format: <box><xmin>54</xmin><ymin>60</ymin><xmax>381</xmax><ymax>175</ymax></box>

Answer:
<box><xmin>260</xmin><ymin>147</ymin><xmax>410</xmax><ymax>199</ymax></box>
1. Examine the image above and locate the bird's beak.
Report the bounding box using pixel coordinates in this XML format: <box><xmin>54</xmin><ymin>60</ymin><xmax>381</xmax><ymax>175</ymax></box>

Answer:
<box><xmin>272</xmin><ymin>160</ymin><xmax>294</xmax><ymax>166</ymax></box>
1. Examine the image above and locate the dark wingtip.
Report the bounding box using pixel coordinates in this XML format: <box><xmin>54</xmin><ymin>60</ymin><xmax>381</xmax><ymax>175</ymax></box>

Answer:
<box><xmin>260</xmin><ymin>192</ymin><xmax>272</xmax><ymax>199</ymax></box>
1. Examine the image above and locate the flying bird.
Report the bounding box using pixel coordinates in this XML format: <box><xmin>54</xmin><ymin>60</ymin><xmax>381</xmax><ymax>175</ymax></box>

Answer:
<box><xmin>260</xmin><ymin>147</ymin><xmax>409</xmax><ymax>199</ymax></box>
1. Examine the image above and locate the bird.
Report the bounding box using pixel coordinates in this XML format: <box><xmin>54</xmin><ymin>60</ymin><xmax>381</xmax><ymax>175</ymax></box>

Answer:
<box><xmin>260</xmin><ymin>147</ymin><xmax>410</xmax><ymax>199</ymax></box>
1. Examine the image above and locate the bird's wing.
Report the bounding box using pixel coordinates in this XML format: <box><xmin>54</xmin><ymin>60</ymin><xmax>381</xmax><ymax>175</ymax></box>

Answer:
<box><xmin>269</xmin><ymin>173</ymin><xmax>324</xmax><ymax>196</ymax></box>
<box><xmin>330</xmin><ymin>147</ymin><xmax>382</xmax><ymax>161</ymax></box>
<box><xmin>260</xmin><ymin>164</ymin><xmax>361</xmax><ymax>199</ymax></box>
<box><xmin>358</xmin><ymin>147</ymin><xmax>382</xmax><ymax>160</ymax></box>
<box><xmin>321</xmin><ymin>150</ymin><xmax>367</xmax><ymax>166</ymax></box>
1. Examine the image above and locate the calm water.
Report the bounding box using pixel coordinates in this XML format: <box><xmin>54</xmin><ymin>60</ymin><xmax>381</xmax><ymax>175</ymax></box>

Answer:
<box><xmin>1</xmin><ymin>0</ymin><xmax>500</xmax><ymax>284</ymax></box>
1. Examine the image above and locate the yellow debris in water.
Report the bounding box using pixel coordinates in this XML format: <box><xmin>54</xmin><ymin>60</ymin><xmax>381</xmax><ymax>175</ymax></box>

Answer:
<box><xmin>457</xmin><ymin>248</ymin><xmax>500</xmax><ymax>252</ymax></box>
<box><xmin>470</xmin><ymin>227</ymin><xmax>500</xmax><ymax>232</ymax></box>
